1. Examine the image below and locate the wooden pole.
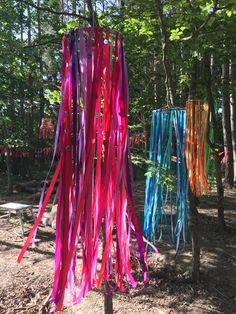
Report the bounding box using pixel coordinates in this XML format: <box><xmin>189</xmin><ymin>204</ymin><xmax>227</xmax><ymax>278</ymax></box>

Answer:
<box><xmin>102</xmin><ymin>223</ymin><xmax>113</xmax><ymax>314</ymax></box>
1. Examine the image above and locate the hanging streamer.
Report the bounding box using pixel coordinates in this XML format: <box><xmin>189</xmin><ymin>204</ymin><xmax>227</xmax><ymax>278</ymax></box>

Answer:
<box><xmin>39</xmin><ymin>118</ymin><xmax>54</xmax><ymax>139</ymax></box>
<box><xmin>143</xmin><ymin>108</ymin><xmax>188</xmax><ymax>251</ymax></box>
<box><xmin>17</xmin><ymin>27</ymin><xmax>148</xmax><ymax>311</ymax></box>
<box><xmin>185</xmin><ymin>100</ymin><xmax>209</xmax><ymax>196</ymax></box>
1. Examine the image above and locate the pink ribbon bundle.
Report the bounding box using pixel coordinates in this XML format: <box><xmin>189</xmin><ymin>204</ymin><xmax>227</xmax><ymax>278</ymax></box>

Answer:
<box><xmin>17</xmin><ymin>27</ymin><xmax>148</xmax><ymax>311</ymax></box>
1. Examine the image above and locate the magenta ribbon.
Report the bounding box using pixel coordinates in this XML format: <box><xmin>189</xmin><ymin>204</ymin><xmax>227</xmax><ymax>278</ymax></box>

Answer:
<box><xmin>17</xmin><ymin>28</ymin><xmax>148</xmax><ymax>311</ymax></box>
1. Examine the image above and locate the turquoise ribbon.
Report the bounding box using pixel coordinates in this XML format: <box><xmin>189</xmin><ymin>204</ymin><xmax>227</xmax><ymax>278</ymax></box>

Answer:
<box><xmin>143</xmin><ymin>109</ymin><xmax>188</xmax><ymax>252</ymax></box>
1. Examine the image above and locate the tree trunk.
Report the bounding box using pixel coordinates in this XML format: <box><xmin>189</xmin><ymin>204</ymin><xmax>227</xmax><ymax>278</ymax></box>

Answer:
<box><xmin>27</xmin><ymin>4</ymin><xmax>34</xmax><ymax>178</ymax></box>
<box><xmin>37</xmin><ymin>0</ymin><xmax>45</xmax><ymax>129</ymax></box>
<box><xmin>86</xmin><ymin>0</ymin><xmax>99</xmax><ymax>26</ymax></box>
<box><xmin>155</xmin><ymin>0</ymin><xmax>175</xmax><ymax>107</ymax></box>
<box><xmin>204</xmin><ymin>53</ymin><xmax>226</xmax><ymax>230</ymax></box>
<box><xmin>188</xmin><ymin>188</ymin><xmax>200</xmax><ymax>281</ymax></box>
<box><xmin>153</xmin><ymin>52</ymin><xmax>158</xmax><ymax>104</ymax></box>
<box><xmin>72</xmin><ymin>0</ymin><xmax>76</xmax><ymax>14</ymax></box>
<box><xmin>221</xmin><ymin>63</ymin><xmax>234</xmax><ymax>187</ymax></box>
<box><xmin>187</xmin><ymin>59</ymin><xmax>200</xmax><ymax>282</ymax></box>
<box><xmin>6</xmin><ymin>146</ymin><xmax>13</xmax><ymax>195</ymax></box>
<box><xmin>19</xmin><ymin>2</ymin><xmax>25</xmax><ymax>125</ymax></box>
<box><xmin>61</xmin><ymin>0</ymin><xmax>64</xmax><ymax>24</ymax></box>
<box><xmin>27</xmin><ymin>3</ymin><xmax>33</xmax><ymax>142</ymax></box>
<box><xmin>229</xmin><ymin>61</ymin><xmax>236</xmax><ymax>185</ymax></box>
<box><xmin>189</xmin><ymin>59</ymin><xmax>198</xmax><ymax>99</ymax></box>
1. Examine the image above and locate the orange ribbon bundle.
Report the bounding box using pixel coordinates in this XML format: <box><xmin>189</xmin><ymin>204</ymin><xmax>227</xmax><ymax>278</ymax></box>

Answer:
<box><xmin>185</xmin><ymin>100</ymin><xmax>209</xmax><ymax>196</ymax></box>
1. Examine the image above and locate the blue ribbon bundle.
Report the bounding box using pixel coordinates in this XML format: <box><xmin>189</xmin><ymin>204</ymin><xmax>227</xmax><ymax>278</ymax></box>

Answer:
<box><xmin>143</xmin><ymin>109</ymin><xmax>188</xmax><ymax>252</ymax></box>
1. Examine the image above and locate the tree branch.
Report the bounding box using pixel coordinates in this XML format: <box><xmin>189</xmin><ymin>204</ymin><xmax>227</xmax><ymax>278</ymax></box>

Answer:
<box><xmin>196</xmin><ymin>0</ymin><xmax>219</xmax><ymax>34</ymax></box>
<box><xmin>216</xmin><ymin>3</ymin><xmax>236</xmax><ymax>11</ymax></box>
<box><xmin>23</xmin><ymin>39</ymin><xmax>61</xmax><ymax>49</ymax></box>
<box><xmin>15</xmin><ymin>0</ymin><xmax>90</xmax><ymax>21</ymax></box>
<box><xmin>187</xmin><ymin>0</ymin><xmax>193</xmax><ymax>10</ymax></box>
<box><xmin>156</xmin><ymin>0</ymin><xmax>175</xmax><ymax>107</ymax></box>
<box><xmin>181</xmin><ymin>0</ymin><xmax>223</xmax><ymax>41</ymax></box>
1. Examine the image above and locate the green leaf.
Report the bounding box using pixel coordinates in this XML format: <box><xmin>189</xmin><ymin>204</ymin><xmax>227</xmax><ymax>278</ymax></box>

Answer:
<box><xmin>202</xmin><ymin>3</ymin><xmax>213</xmax><ymax>13</ymax></box>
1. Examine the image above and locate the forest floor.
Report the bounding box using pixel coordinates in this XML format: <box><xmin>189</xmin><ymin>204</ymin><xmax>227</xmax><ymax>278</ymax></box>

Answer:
<box><xmin>0</xmin><ymin>177</ymin><xmax>236</xmax><ymax>314</ymax></box>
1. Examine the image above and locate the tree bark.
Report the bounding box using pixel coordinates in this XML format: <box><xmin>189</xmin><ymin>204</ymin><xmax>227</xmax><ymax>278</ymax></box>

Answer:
<box><xmin>155</xmin><ymin>0</ymin><xmax>175</xmax><ymax>107</ymax></box>
<box><xmin>229</xmin><ymin>61</ymin><xmax>236</xmax><ymax>185</ymax></box>
<box><xmin>204</xmin><ymin>53</ymin><xmax>226</xmax><ymax>230</ymax></box>
<box><xmin>221</xmin><ymin>63</ymin><xmax>234</xmax><ymax>187</ymax></box>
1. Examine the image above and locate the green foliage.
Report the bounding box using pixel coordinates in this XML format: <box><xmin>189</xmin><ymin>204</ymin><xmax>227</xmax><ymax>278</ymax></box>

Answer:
<box><xmin>58</xmin><ymin>18</ymin><xmax>85</xmax><ymax>34</ymax></box>
<box><xmin>131</xmin><ymin>154</ymin><xmax>147</xmax><ymax>166</ymax></box>
<box><xmin>145</xmin><ymin>162</ymin><xmax>176</xmax><ymax>191</ymax></box>
<box><xmin>170</xmin><ymin>27</ymin><xmax>186</xmax><ymax>41</ymax></box>
<box><xmin>45</xmin><ymin>87</ymin><xmax>61</xmax><ymax>105</ymax></box>
<box><xmin>0</xmin><ymin>0</ymin><xmax>235</xmax><ymax>180</ymax></box>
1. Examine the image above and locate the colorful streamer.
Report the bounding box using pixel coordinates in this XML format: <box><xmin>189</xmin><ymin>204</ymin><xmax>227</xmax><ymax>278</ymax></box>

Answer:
<box><xmin>17</xmin><ymin>27</ymin><xmax>148</xmax><ymax>311</ymax></box>
<box><xmin>143</xmin><ymin>109</ymin><xmax>188</xmax><ymax>251</ymax></box>
<box><xmin>185</xmin><ymin>100</ymin><xmax>209</xmax><ymax>196</ymax></box>
<box><xmin>39</xmin><ymin>118</ymin><xmax>54</xmax><ymax>139</ymax></box>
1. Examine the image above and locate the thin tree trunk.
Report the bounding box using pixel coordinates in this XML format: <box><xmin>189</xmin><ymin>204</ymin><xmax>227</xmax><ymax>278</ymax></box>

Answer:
<box><xmin>61</xmin><ymin>0</ymin><xmax>64</xmax><ymax>24</ymax></box>
<box><xmin>204</xmin><ymin>53</ymin><xmax>226</xmax><ymax>230</ymax></box>
<box><xmin>221</xmin><ymin>63</ymin><xmax>234</xmax><ymax>187</ymax></box>
<box><xmin>155</xmin><ymin>0</ymin><xmax>175</xmax><ymax>107</ymax></box>
<box><xmin>188</xmin><ymin>188</ymin><xmax>200</xmax><ymax>281</ymax></box>
<box><xmin>86</xmin><ymin>0</ymin><xmax>99</xmax><ymax>26</ymax></box>
<box><xmin>72</xmin><ymin>0</ymin><xmax>76</xmax><ymax>14</ymax></box>
<box><xmin>153</xmin><ymin>52</ymin><xmax>158</xmax><ymax>104</ymax></box>
<box><xmin>187</xmin><ymin>60</ymin><xmax>200</xmax><ymax>282</ymax></box>
<box><xmin>27</xmin><ymin>4</ymin><xmax>34</xmax><ymax>178</ymax></box>
<box><xmin>229</xmin><ymin>61</ymin><xmax>236</xmax><ymax>185</ymax></box>
<box><xmin>37</xmin><ymin>0</ymin><xmax>45</xmax><ymax>129</ymax></box>
<box><xmin>189</xmin><ymin>59</ymin><xmax>198</xmax><ymax>99</ymax></box>
<box><xmin>6</xmin><ymin>146</ymin><xmax>13</xmax><ymax>194</ymax></box>
<box><xmin>20</xmin><ymin>2</ymin><xmax>25</xmax><ymax>124</ymax></box>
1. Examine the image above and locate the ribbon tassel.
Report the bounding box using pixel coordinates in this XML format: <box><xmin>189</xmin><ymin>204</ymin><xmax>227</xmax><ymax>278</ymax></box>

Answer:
<box><xmin>17</xmin><ymin>27</ymin><xmax>148</xmax><ymax>311</ymax></box>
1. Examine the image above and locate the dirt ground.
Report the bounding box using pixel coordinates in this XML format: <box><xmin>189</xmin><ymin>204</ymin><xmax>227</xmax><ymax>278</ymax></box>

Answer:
<box><xmin>0</xmin><ymin>177</ymin><xmax>236</xmax><ymax>314</ymax></box>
